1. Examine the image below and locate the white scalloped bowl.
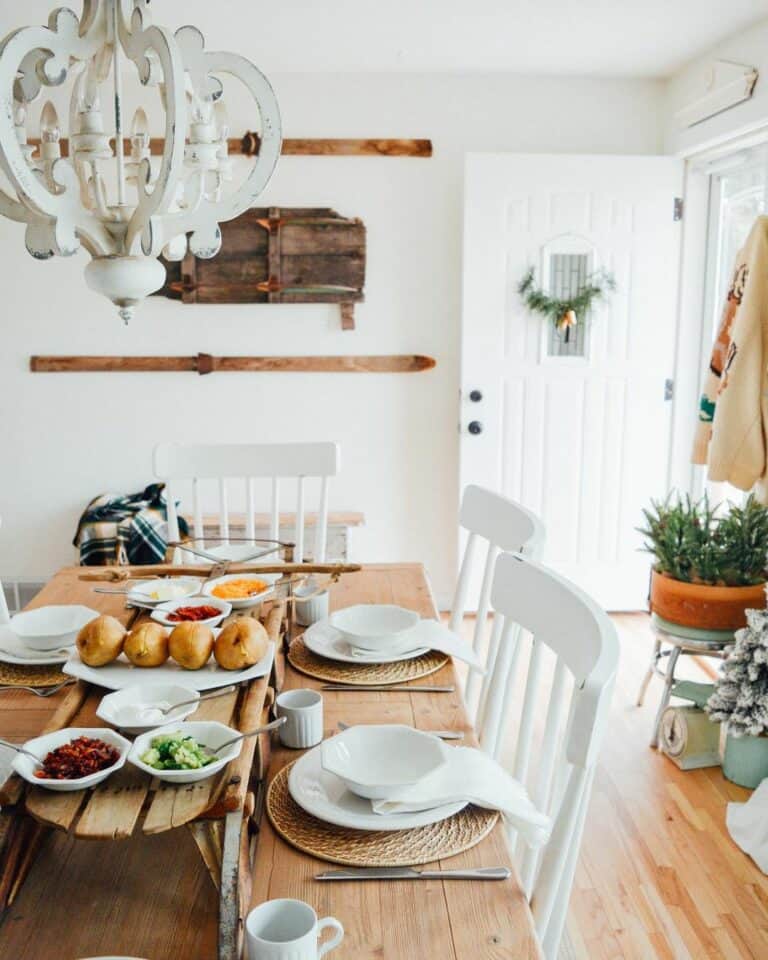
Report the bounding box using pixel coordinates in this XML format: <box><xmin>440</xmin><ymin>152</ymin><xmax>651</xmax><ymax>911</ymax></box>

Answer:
<box><xmin>320</xmin><ymin>724</ymin><xmax>447</xmax><ymax>800</ymax></box>
<box><xmin>10</xmin><ymin>604</ymin><xmax>101</xmax><ymax>651</ymax></box>
<box><xmin>129</xmin><ymin>720</ymin><xmax>242</xmax><ymax>784</ymax></box>
<box><xmin>11</xmin><ymin>727</ymin><xmax>131</xmax><ymax>792</ymax></box>
<box><xmin>330</xmin><ymin>604</ymin><xmax>420</xmax><ymax>652</ymax></box>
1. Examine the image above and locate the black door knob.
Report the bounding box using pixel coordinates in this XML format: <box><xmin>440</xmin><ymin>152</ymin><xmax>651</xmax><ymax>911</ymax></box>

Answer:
<box><xmin>469</xmin><ymin>389</ymin><xmax>483</xmax><ymax>402</ymax></box>
<box><xmin>468</xmin><ymin>421</ymin><xmax>483</xmax><ymax>435</ymax></box>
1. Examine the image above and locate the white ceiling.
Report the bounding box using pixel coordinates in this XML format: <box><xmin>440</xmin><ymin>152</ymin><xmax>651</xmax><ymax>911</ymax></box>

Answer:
<box><xmin>2</xmin><ymin>1</ymin><xmax>768</xmax><ymax>78</ymax></box>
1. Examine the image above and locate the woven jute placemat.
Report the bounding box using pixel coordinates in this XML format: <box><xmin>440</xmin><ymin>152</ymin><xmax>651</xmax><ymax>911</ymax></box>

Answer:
<box><xmin>0</xmin><ymin>661</ymin><xmax>69</xmax><ymax>687</ymax></box>
<box><xmin>266</xmin><ymin>762</ymin><xmax>498</xmax><ymax>867</ymax></box>
<box><xmin>287</xmin><ymin>637</ymin><xmax>449</xmax><ymax>686</ymax></box>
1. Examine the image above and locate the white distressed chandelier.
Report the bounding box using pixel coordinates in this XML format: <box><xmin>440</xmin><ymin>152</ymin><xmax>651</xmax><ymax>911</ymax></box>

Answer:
<box><xmin>0</xmin><ymin>0</ymin><xmax>281</xmax><ymax>321</ymax></box>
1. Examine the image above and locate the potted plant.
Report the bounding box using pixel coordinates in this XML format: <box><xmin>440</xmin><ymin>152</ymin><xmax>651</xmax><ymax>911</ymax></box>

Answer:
<box><xmin>707</xmin><ymin>608</ymin><xmax>768</xmax><ymax>788</ymax></box>
<box><xmin>639</xmin><ymin>494</ymin><xmax>768</xmax><ymax>632</ymax></box>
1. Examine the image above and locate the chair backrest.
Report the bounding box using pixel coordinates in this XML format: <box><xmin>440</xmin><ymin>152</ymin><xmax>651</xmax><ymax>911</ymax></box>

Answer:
<box><xmin>153</xmin><ymin>442</ymin><xmax>340</xmax><ymax>563</ymax></box>
<box><xmin>0</xmin><ymin>518</ymin><xmax>8</xmax><ymax>625</ymax></box>
<box><xmin>450</xmin><ymin>485</ymin><xmax>545</xmax><ymax>721</ymax></box>
<box><xmin>482</xmin><ymin>552</ymin><xmax>619</xmax><ymax>960</ymax></box>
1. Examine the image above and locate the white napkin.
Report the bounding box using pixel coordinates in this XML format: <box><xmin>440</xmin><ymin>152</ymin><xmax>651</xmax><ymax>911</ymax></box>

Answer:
<box><xmin>726</xmin><ymin>777</ymin><xmax>768</xmax><ymax>873</ymax></box>
<box><xmin>349</xmin><ymin>619</ymin><xmax>485</xmax><ymax>672</ymax></box>
<box><xmin>371</xmin><ymin>745</ymin><xmax>551</xmax><ymax>847</ymax></box>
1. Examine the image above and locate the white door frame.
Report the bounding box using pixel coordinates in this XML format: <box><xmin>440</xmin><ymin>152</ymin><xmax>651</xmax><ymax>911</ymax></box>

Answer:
<box><xmin>668</xmin><ymin>123</ymin><xmax>768</xmax><ymax>498</ymax></box>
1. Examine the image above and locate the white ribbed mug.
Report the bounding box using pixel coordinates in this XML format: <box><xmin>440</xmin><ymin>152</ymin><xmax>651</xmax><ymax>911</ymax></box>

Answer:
<box><xmin>246</xmin><ymin>899</ymin><xmax>344</xmax><ymax>959</ymax></box>
<box><xmin>275</xmin><ymin>689</ymin><xmax>323</xmax><ymax>749</ymax></box>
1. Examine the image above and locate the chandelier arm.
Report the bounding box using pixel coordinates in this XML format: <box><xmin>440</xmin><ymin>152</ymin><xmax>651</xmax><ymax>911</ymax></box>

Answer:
<box><xmin>155</xmin><ymin>51</ymin><xmax>281</xmax><ymax>257</ymax></box>
<box><xmin>120</xmin><ymin>6</ymin><xmax>186</xmax><ymax>256</ymax></box>
<box><xmin>0</xmin><ymin>185</ymin><xmax>29</xmax><ymax>223</ymax></box>
<box><xmin>0</xmin><ymin>7</ymin><xmax>107</xmax><ymax>225</ymax></box>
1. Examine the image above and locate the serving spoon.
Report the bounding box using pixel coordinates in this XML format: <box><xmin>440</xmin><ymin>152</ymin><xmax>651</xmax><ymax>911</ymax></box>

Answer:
<box><xmin>213</xmin><ymin>716</ymin><xmax>286</xmax><ymax>755</ymax></box>
<box><xmin>155</xmin><ymin>684</ymin><xmax>237</xmax><ymax>717</ymax></box>
<box><xmin>0</xmin><ymin>738</ymin><xmax>43</xmax><ymax>768</ymax></box>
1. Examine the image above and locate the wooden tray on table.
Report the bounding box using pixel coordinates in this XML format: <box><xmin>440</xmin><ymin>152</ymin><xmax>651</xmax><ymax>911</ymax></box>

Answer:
<box><xmin>0</xmin><ymin>599</ymin><xmax>286</xmax><ymax>960</ymax></box>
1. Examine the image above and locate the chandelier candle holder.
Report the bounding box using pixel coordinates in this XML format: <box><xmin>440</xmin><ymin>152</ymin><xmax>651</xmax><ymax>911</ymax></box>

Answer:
<box><xmin>0</xmin><ymin>0</ymin><xmax>281</xmax><ymax>322</ymax></box>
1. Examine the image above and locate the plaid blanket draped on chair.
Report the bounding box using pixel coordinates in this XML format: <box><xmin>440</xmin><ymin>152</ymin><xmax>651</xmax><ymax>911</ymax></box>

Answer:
<box><xmin>73</xmin><ymin>483</ymin><xmax>189</xmax><ymax>566</ymax></box>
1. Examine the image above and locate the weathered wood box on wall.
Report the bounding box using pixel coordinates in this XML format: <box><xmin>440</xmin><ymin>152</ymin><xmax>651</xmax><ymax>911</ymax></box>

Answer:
<box><xmin>157</xmin><ymin>207</ymin><xmax>366</xmax><ymax>329</ymax></box>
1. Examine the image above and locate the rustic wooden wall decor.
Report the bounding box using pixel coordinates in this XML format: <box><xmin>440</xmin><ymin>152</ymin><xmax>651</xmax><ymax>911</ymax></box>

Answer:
<box><xmin>29</xmin><ymin>354</ymin><xmax>436</xmax><ymax>374</ymax></box>
<box><xmin>157</xmin><ymin>207</ymin><xmax>366</xmax><ymax>330</ymax></box>
<box><xmin>28</xmin><ymin>135</ymin><xmax>433</xmax><ymax>159</ymax></box>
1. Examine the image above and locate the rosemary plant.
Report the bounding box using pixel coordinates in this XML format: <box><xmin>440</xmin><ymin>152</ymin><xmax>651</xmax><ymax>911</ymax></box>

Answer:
<box><xmin>638</xmin><ymin>494</ymin><xmax>768</xmax><ymax>586</ymax></box>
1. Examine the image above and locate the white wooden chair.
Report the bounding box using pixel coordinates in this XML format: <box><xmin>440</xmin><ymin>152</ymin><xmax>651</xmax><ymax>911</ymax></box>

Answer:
<box><xmin>0</xmin><ymin>519</ymin><xmax>9</xmax><ymax>625</ymax></box>
<box><xmin>449</xmin><ymin>485</ymin><xmax>545</xmax><ymax>728</ymax></box>
<box><xmin>481</xmin><ymin>552</ymin><xmax>619</xmax><ymax>960</ymax></box>
<box><xmin>153</xmin><ymin>442</ymin><xmax>340</xmax><ymax>563</ymax></box>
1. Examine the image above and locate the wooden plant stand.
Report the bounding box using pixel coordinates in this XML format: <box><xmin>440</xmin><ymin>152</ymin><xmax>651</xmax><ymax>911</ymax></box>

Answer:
<box><xmin>0</xmin><ymin>600</ymin><xmax>286</xmax><ymax>960</ymax></box>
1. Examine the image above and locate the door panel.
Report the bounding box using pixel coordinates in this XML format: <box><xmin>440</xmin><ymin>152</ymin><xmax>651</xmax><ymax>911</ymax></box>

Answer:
<box><xmin>460</xmin><ymin>154</ymin><xmax>683</xmax><ymax>610</ymax></box>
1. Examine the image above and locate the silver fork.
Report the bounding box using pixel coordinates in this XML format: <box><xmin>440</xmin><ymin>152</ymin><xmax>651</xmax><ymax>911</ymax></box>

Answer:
<box><xmin>0</xmin><ymin>680</ymin><xmax>76</xmax><ymax>697</ymax></box>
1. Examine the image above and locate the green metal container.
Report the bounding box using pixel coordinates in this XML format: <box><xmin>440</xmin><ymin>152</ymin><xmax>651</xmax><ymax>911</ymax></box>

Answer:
<box><xmin>723</xmin><ymin>733</ymin><xmax>768</xmax><ymax>788</ymax></box>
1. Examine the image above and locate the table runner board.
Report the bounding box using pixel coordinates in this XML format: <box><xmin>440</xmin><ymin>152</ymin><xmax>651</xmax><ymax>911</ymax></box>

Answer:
<box><xmin>0</xmin><ymin>565</ymin><xmax>541</xmax><ymax>960</ymax></box>
<box><xmin>1</xmin><ymin>598</ymin><xmax>283</xmax><ymax>841</ymax></box>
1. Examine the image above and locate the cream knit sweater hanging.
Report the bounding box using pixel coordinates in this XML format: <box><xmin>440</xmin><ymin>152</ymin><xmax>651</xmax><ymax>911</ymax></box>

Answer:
<box><xmin>693</xmin><ymin>216</ymin><xmax>768</xmax><ymax>501</ymax></box>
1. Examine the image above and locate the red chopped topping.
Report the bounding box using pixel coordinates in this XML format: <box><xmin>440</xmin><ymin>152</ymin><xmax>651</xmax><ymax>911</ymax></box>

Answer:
<box><xmin>167</xmin><ymin>605</ymin><xmax>221</xmax><ymax>622</ymax></box>
<box><xmin>35</xmin><ymin>736</ymin><xmax>120</xmax><ymax>780</ymax></box>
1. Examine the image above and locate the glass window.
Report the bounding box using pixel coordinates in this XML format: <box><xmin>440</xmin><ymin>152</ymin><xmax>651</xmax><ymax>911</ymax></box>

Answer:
<box><xmin>546</xmin><ymin>252</ymin><xmax>589</xmax><ymax>358</ymax></box>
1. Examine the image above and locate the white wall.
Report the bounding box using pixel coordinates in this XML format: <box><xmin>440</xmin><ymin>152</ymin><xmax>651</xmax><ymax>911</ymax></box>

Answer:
<box><xmin>0</xmin><ymin>72</ymin><xmax>662</xmax><ymax>606</ymax></box>
<box><xmin>663</xmin><ymin>16</ymin><xmax>768</xmax><ymax>156</ymax></box>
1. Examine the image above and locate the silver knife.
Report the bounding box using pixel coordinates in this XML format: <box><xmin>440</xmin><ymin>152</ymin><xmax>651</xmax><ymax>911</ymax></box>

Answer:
<box><xmin>316</xmin><ymin>867</ymin><xmax>511</xmax><ymax>881</ymax></box>
<box><xmin>321</xmin><ymin>684</ymin><xmax>455</xmax><ymax>693</ymax></box>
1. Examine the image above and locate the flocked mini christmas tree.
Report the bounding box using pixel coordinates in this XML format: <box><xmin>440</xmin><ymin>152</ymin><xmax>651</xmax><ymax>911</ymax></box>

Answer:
<box><xmin>707</xmin><ymin>606</ymin><xmax>768</xmax><ymax>736</ymax></box>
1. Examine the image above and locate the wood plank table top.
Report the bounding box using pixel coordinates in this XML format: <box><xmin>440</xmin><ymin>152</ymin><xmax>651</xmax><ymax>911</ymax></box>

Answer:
<box><xmin>0</xmin><ymin>563</ymin><xmax>541</xmax><ymax>960</ymax></box>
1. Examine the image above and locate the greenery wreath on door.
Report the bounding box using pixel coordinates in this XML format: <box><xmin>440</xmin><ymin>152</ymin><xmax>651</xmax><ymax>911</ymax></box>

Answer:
<box><xmin>518</xmin><ymin>267</ymin><xmax>616</xmax><ymax>342</ymax></box>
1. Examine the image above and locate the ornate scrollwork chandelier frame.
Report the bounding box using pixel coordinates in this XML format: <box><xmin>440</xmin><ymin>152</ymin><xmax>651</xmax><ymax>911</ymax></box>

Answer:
<box><xmin>0</xmin><ymin>0</ymin><xmax>281</xmax><ymax>320</ymax></box>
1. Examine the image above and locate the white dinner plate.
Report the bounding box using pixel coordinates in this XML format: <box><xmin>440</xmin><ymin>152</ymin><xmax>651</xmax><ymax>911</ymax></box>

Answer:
<box><xmin>0</xmin><ymin>625</ymin><xmax>73</xmax><ymax>665</ymax></box>
<box><xmin>288</xmin><ymin>744</ymin><xmax>466</xmax><ymax>831</ymax></box>
<box><xmin>63</xmin><ymin>642</ymin><xmax>275</xmax><ymax>692</ymax></box>
<box><xmin>302</xmin><ymin>620</ymin><xmax>430</xmax><ymax>664</ymax></box>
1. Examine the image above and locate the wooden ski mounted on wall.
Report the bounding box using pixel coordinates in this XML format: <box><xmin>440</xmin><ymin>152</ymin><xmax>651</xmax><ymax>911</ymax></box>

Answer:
<box><xmin>28</xmin><ymin>134</ymin><xmax>433</xmax><ymax>159</ymax></box>
<box><xmin>29</xmin><ymin>354</ymin><xmax>437</xmax><ymax>374</ymax></box>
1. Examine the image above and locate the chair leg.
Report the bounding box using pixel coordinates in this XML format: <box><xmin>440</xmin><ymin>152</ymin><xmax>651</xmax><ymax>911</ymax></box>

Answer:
<box><xmin>636</xmin><ymin>635</ymin><xmax>661</xmax><ymax>707</ymax></box>
<box><xmin>650</xmin><ymin>644</ymin><xmax>681</xmax><ymax>749</ymax></box>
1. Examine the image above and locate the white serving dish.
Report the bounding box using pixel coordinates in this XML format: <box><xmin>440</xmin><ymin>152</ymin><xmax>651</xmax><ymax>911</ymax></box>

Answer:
<box><xmin>10</xmin><ymin>604</ymin><xmax>101</xmax><ymax>652</ymax></box>
<box><xmin>96</xmin><ymin>683</ymin><xmax>201</xmax><ymax>734</ymax></box>
<box><xmin>11</xmin><ymin>726</ymin><xmax>131</xmax><ymax>792</ymax></box>
<box><xmin>0</xmin><ymin>624</ymin><xmax>72</xmax><ymax>665</ymax></box>
<box><xmin>202</xmin><ymin>572</ymin><xmax>280</xmax><ymax>610</ymax></box>
<box><xmin>302</xmin><ymin>620</ymin><xmax>429</xmax><ymax>664</ymax></box>
<box><xmin>150</xmin><ymin>596</ymin><xmax>232</xmax><ymax>628</ymax></box>
<box><xmin>320</xmin><ymin>724</ymin><xmax>448</xmax><ymax>800</ymax></box>
<box><xmin>64</xmin><ymin>641</ymin><xmax>275</xmax><ymax>692</ymax></box>
<box><xmin>330</xmin><ymin>604</ymin><xmax>420</xmax><ymax>652</ymax></box>
<box><xmin>288</xmin><ymin>744</ymin><xmax>465</xmax><ymax>831</ymax></box>
<box><xmin>129</xmin><ymin>720</ymin><xmax>242</xmax><ymax>784</ymax></box>
<box><xmin>127</xmin><ymin>578</ymin><xmax>200</xmax><ymax>605</ymax></box>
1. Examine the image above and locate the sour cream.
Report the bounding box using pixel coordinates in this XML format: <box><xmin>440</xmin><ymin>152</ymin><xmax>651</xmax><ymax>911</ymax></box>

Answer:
<box><xmin>114</xmin><ymin>701</ymin><xmax>178</xmax><ymax>726</ymax></box>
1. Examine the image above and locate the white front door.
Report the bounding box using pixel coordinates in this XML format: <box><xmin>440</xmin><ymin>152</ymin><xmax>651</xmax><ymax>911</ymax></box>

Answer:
<box><xmin>460</xmin><ymin>154</ymin><xmax>683</xmax><ymax>610</ymax></box>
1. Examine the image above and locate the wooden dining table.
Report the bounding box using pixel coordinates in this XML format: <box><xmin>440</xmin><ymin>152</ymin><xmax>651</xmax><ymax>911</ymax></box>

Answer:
<box><xmin>0</xmin><ymin>562</ymin><xmax>541</xmax><ymax>960</ymax></box>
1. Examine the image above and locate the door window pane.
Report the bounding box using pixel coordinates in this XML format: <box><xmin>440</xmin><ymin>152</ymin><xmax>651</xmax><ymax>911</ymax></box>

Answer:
<box><xmin>546</xmin><ymin>252</ymin><xmax>589</xmax><ymax>358</ymax></box>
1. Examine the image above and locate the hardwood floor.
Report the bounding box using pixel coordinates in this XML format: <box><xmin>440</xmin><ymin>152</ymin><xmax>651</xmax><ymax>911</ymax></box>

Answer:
<box><xmin>554</xmin><ymin>614</ymin><xmax>766</xmax><ymax>959</ymax></box>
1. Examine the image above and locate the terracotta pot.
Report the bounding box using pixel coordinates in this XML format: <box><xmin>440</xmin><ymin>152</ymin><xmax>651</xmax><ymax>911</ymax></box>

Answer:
<box><xmin>649</xmin><ymin>570</ymin><xmax>765</xmax><ymax>631</ymax></box>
